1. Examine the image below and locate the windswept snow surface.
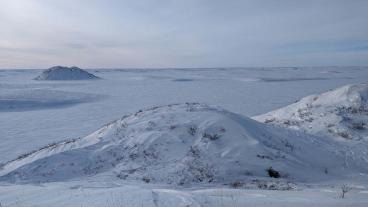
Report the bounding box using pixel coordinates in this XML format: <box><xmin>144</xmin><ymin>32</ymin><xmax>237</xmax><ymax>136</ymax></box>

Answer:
<box><xmin>1</xmin><ymin>181</ymin><xmax>368</xmax><ymax>207</ymax></box>
<box><xmin>35</xmin><ymin>66</ymin><xmax>100</xmax><ymax>80</ymax></box>
<box><xmin>0</xmin><ymin>89</ymin><xmax>103</xmax><ymax>112</ymax></box>
<box><xmin>254</xmin><ymin>82</ymin><xmax>368</xmax><ymax>140</ymax></box>
<box><xmin>0</xmin><ymin>103</ymin><xmax>364</xmax><ymax>185</ymax></box>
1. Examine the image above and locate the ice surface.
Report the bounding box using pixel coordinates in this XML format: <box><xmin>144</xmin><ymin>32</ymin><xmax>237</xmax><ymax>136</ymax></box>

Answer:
<box><xmin>0</xmin><ymin>89</ymin><xmax>103</xmax><ymax>112</ymax></box>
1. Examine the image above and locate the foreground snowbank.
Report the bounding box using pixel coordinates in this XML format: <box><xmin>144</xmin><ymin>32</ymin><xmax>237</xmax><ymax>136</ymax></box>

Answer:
<box><xmin>0</xmin><ymin>103</ymin><xmax>362</xmax><ymax>184</ymax></box>
<box><xmin>0</xmin><ymin>180</ymin><xmax>368</xmax><ymax>207</ymax></box>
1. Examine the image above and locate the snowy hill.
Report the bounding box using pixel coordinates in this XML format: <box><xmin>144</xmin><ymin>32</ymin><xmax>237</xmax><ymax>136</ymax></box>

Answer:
<box><xmin>0</xmin><ymin>103</ymin><xmax>363</xmax><ymax>185</ymax></box>
<box><xmin>253</xmin><ymin>83</ymin><xmax>368</xmax><ymax>140</ymax></box>
<box><xmin>34</xmin><ymin>66</ymin><xmax>100</xmax><ymax>80</ymax></box>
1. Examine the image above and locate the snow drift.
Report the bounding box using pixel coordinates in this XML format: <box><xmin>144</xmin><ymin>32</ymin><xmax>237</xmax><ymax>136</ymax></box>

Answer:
<box><xmin>254</xmin><ymin>82</ymin><xmax>368</xmax><ymax>140</ymax></box>
<box><xmin>0</xmin><ymin>103</ymin><xmax>361</xmax><ymax>184</ymax></box>
<box><xmin>34</xmin><ymin>66</ymin><xmax>100</xmax><ymax>80</ymax></box>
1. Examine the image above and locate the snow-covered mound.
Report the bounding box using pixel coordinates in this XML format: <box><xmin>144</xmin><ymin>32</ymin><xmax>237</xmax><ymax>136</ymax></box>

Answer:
<box><xmin>254</xmin><ymin>83</ymin><xmax>368</xmax><ymax>140</ymax></box>
<box><xmin>34</xmin><ymin>66</ymin><xmax>100</xmax><ymax>80</ymax></box>
<box><xmin>0</xmin><ymin>103</ymin><xmax>361</xmax><ymax>184</ymax></box>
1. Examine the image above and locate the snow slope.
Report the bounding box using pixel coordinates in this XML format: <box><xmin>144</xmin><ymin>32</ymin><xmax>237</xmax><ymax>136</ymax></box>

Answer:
<box><xmin>253</xmin><ymin>82</ymin><xmax>368</xmax><ymax>140</ymax></box>
<box><xmin>0</xmin><ymin>103</ymin><xmax>362</xmax><ymax>184</ymax></box>
<box><xmin>34</xmin><ymin>66</ymin><xmax>100</xmax><ymax>80</ymax></box>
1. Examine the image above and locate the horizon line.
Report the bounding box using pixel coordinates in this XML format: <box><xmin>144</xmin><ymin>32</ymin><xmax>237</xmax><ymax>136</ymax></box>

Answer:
<box><xmin>1</xmin><ymin>65</ymin><xmax>367</xmax><ymax>70</ymax></box>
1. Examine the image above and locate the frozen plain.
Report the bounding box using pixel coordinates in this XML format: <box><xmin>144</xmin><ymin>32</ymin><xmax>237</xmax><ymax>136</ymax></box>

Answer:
<box><xmin>1</xmin><ymin>67</ymin><xmax>368</xmax><ymax>206</ymax></box>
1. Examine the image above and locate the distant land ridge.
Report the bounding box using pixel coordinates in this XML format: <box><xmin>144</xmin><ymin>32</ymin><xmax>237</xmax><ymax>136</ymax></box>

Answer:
<box><xmin>34</xmin><ymin>66</ymin><xmax>100</xmax><ymax>80</ymax></box>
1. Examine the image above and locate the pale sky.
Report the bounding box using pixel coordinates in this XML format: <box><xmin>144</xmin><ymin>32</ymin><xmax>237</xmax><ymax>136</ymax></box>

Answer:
<box><xmin>0</xmin><ymin>0</ymin><xmax>367</xmax><ymax>68</ymax></box>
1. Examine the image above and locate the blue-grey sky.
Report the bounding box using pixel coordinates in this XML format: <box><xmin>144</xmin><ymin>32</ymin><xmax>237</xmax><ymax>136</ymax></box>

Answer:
<box><xmin>0</xmin><ymin>0</ymin><xmax>367</xmax><ymax>68</ymax></box>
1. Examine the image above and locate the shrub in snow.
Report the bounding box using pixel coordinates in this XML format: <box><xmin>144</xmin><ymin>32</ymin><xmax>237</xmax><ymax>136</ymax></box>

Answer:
<box><xmin>350</xmin><ymin>122</ymin><xmax>365</xmax><ymax>130</ymax></box>
<box><xmin>230</xmin><ymin>181</ymin><xmax>244</xmax><ymax>188</ymax></box>
<box><xmin>202</xmin><ymin>132</ymin><xmax>221</xmax><ymax>140</ymax></box>
<box><xmin>267</xmin><ymin>167</ymin><xmax>280</xmax><ymax>178</ymax></box>
<box><xmin>188</xmin><ymin>125</ymin><xmax>197</xmax><ymax>136</ymax></box>
<box><xmin>142</xmin><ymin>176</ymin><xmax>151</xmax><ymax>183</ymax></box>
<box><xmin>340</xmin><ymin>184</ymin><xmax>351</xmax><ymax>199</ymax></box>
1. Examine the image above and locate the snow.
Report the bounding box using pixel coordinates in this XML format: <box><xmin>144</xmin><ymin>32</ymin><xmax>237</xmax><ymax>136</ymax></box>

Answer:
<box><xmin>1</xmin><ymin>67</ymin><xmax>368</xmax><ymax>163</ymax></box>
<box><xmin>0</xmin><ymin>89</ymin><xmax>103</xmax><ymax>112</ymax></box>
<box><xmin>1</xmin><ymin>67</ymin><xmax>368</xmax><ymax>206</ymax></box>
<box><xmin>34</xmin><ymin>66</ymin><xmax>100</xmax><ymax>80</ymax></box>
<box><xmin>0</xmin><ymin>181</ymin><xmax>368</xmax><ymax>207</ymax></box>
<box><xmin>253</xmin><ymin>82</ymin><xmax>368</xmax><ymax>140</ymax></box>
<box><xmin>1</xmin><ymin>103</ymin><xmax>359</xmax><ymax>185</ymax></box>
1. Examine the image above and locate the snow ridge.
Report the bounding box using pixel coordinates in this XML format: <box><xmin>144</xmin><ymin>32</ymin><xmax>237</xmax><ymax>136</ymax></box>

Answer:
<box><xmin>0</xmin><ymin>103</ymin><xmax>361</xmax><ymax>185</ymax></box>
<box><xmin>253</xmin><ymin>82</ymin><xmax>368</xmax><ymax>140</ymax></box>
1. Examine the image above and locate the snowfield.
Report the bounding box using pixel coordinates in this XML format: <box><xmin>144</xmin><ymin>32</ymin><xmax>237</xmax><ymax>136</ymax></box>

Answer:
<box><xmin>1</xmin><ymin>67</ymin><xmax>368</xmax><ymax>206</ymax></box>
<box><xmin>254</xmin><ymin>82</ymin><xmax>368</xmax><ymax>140</ymax></box>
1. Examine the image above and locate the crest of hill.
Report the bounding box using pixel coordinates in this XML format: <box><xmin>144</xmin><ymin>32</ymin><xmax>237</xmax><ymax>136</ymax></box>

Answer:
<box><xmin>254</xmin><ymin>82</ymin><xmax>368</xmax><ymax>140</ymax></box>
<box><xmin>34</xmin><ymin>66</ymin><xmax>100</xmax><ymax>80</ymax></box>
